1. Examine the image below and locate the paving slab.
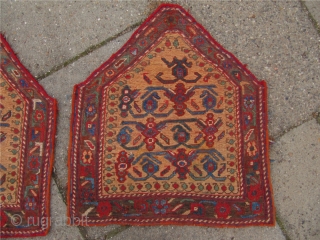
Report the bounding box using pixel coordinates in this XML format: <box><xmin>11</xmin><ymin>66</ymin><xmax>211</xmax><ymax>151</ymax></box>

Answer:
<box><xmin>304</xmin><ymin>0</ymin><xmax>320</xmax><ymax>24</ymax></box>
<box><xmin>111</xmin><ymin>224</ymin><xmax>285</xmax><ymax>240</ymax></box>
<box><xmin>8</xmin><ymin>181</ymin><xmax>83</xmax><ymax>240</ymax></box>
<box><xmin>270</xmin><ymin>119</ymin><xmax>320</xmax><ymax>239</ymax></box>
<box><xmin>85</xmin><ymin>225</ymin><xmax>117</xmax><ymax>240</ymax></box>
<box><xmin>0</xmin><ymin>0</ymin><xmax>147</xmax><ymax>77</ymax></box>
<box><xmin>173</xmin><ymin>0</ymin><xmax>320</xmax><ymax>138</ymax></box>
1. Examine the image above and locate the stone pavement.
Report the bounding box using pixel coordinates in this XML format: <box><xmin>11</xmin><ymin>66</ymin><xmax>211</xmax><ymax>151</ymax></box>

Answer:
<box><xmin>1</xmin><ymin>0</ymin><xmax>319</xmax><ymax>239</ymax></box>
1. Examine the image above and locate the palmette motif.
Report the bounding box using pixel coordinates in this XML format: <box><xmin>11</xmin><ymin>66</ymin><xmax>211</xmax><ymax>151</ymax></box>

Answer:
<box><xmin>68</xmin><ymin>4</ymin><xmax>274</xmax><ymax>227</ymax></box>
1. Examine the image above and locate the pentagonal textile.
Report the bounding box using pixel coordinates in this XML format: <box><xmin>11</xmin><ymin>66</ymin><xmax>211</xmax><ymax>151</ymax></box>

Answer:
<box><xmin>68</xmin><ymin>4</ymin><xmax>274</xmax><ymax>227</ymax></box>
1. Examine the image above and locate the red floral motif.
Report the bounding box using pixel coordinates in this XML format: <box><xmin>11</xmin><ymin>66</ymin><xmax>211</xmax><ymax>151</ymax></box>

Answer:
<box><xmin>164</xmin><ymin>13</ymin><xmax>178</xmax><ymax>28</ymax></box>
<box><xmin>115</xmin><ymin>151</ymin><xmax>134</xmax><ymax>183</ymax></box>
<box><xmin>248</xmin><ymin>185</ymin><xmax>262</xmax><ymax>201</ymax></box>
<box><xmin>215</xmin><ymin>202</ymin><xmax>231</xmax><ymax>219</ymax></box>
<box><xmin>190</xmin><ymin>203</ymin><xmax>205</xmax><ymax>216</ymax></box>
<box><xmin>97</xmin><ymin>202</ymin><xmax>112</xmax><ymax>217</ymax></box>
<box><xmin>164</xmin><ymin>83</ymin><xmax>195</xmax><ymax>116</ymax></box>
<box><xmin>201</xmin><ymin>113</ymin><xmax>222</xmax><ymax>147</ymax></box>
<box><xmin>134</xmin><ymin>200</ymin><xmax>149</xmax><ymax>213</ymax></box>
<box><xmin>28</xmin><ymin>156</ymin><xmax>40</xmax><ymax>170</ymax></box>
<box><xmin>165</xmin><ymin>148</ymin><xmax>197</xmax><ymax>180</ymax></box>
<box><xmin>34</xmin><ymin>110</ymin><xmax>44</xmax><ymax>122</ymax></box>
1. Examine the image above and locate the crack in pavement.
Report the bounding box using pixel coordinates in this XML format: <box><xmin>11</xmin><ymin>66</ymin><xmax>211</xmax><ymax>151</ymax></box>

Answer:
<box><xmin>37</xmin><ymin>20</ymin><xmax>142</xmax><ymax>81</ymax></box>
<box><xmin>300</xmin><ymin>0</ymin><xmax>320</xmax><ymax>36</ymax></box>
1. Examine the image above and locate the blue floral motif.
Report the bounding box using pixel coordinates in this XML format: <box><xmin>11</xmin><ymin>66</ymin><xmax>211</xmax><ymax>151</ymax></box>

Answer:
<box><xmin>86</xmin><ymin>104</ymin><xmax>96</xmax><ymax>116</ymax></box>
<box><xmin>244</xmin><ymin>96</ymin><xmax>255</xmax><ymax>109</ymax></box>
<box><xmin>152</xmin><ymin>199</ymin><xmax>169</xmax><ymax>215</ymax></box>
<box><xmin>25</xmin><ymin>197</ymin><xmax>37</xmax><ymax>210</ymax></box>
<box><xmin>193</xmin><ymin>36</ymin><xmax>205</xmax><ymax>45</ymax></box>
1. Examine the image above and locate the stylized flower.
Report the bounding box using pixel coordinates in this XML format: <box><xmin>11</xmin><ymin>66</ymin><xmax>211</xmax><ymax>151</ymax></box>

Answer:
<box><xmin>193</xmin><ymin>36</ymin><xmax>205</xmax><ymax>45</ymax></box>
<box><xmin>134</xmin><ymin>200</ymin><xmax>149</xmax><ymax>213</ymax></box>
<box><xmin>97</xmin><ymin>201</ymin><xmax>112</xmax><ymax>217</ymax></box>
<box><xmin>85</xmin><ymin>104</ymin><xmax>96</xmax><ymax>116</ymax></box>
<box><xmin>25</xmin><ymin>197</ymin><xmax>37</xmax><ymax>211</ymax></box>
<box><xmin>215</xmin><ymin>202</ymin><xmax>231</xmax><ymax>219</ymax></box>
<box><xmin>244</xmin><ymin>96</ymin><xmax>255</xmax><ymax>109</ymax></box>
<box><xmin>30</xmin><ymin>174</ymin><xmax>37</xmax><ymax>182</ymax></box>
<box><xmin>251</xmin><ymin>202</ymin><xmax>262</xmax><ymax>214</ymax></box>
<box><xmin>164</xmin><ymin>14</ymin><xmax>178</xmax><ymax>28</ymax></box>
<box><xmin>244</xmin><ymin>112</ymin><xmax>253</xmax><ymax>126</ymax></box>
<box><xmin>191</xmin><ymin>203</ymin><xmax>205</xmax><ymax>216</ymax></box>
<box><xmin>0</xmin><ymin>211</ymin><xmax>8</xmax><ymax>227</ymax></box>
<box><xmin>105</xmin><ymin>69</ymin><xmax>115</xmax><ymax>77</ymax></box>
<box><xmin>28</xmin><ymin>156</ymin><xmax>40</xmax><ymax>170</ymax></box>
<box><xmin>139</xmin><ymin>39</ymin><xmax>148</xmax><ymax>47</ymax></box>
<box><xmin>19</xmin><ymin>79</ymin><xmax>28</xmax><ymax>87</ymax></box>
<box><xmin>152</xmin><ymin>199</ymin><xmax>169</xmax><ymax>215</ymax></box>
<box><xmin>81</xmin><ymin>189</ymin><xmax>95</xmax><ymax>202</ymax></box>
<box><xmin>86</xmin><ymin>121</ymin><xmax>96</xmax><ymax>136</ymax></box>
<box><xmin>82</xmin><ymin>150</ymin><xmax>93</xmax><ymax>164</ymax></box>
<box><xmin>246</xmin><ymin>141</ymin><xmax>258</xmax><ymax>157</ymax></box>
<box><xmin>248</xmin><ymin>185</ymin><xmax>262</xmax><ymax>201</ymax></box>
<box><xmin>34</xmin><ymin>110</ymin><xmax>44</xmax><ymax>122</ymax></box>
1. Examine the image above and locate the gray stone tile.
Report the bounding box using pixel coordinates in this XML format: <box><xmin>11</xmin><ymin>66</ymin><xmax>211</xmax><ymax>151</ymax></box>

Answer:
<box><xmin>305</xmin><ymin>0</ymin><xmax>320</xmax><ymax>24</ymax></box>
<box><xmin>174</xmin><ymin>0</ymin><xmax>320</xmax><ymax>138</ymax></box>
<box><xmin>270</xmin><ymin>119</ymin><xmax>320</xmax><ymax>239</ymax></box>
<box><xmin>85</xmin><ymin>225</ymin><xmax>117</xmax><ymax>240</ymax></box>
<box><xmin>46</xmin><ymin>181</ymin><xmax>84</xmax><ymax>239</ymax></box>
<box><xmin>0</xmin><ymin>0</ymin><xmax>147</xmax><ymax>77</ymax></box>
<box><xmin>111</xmin><ymin>224</ymin><xmax>285</xmax><ymax>240</ymax></box>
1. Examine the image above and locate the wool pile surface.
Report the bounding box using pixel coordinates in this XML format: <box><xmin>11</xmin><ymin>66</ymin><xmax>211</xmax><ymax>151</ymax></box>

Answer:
<box><xmin>67</xmin><ymin>4</ymin><xmax>275</xmax><ymax>227</ymax></box>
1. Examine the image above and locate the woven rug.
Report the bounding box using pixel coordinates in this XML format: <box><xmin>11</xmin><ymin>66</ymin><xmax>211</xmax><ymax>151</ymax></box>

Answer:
<box><xmin>0</xmin><ymin>35</ymin><xmax>57</xmax><ymax>237</ymax></box>
<box><xmin>68</xmin><ymin>4</ymin><xmax>275</xmax><ymax>227</ymax></box>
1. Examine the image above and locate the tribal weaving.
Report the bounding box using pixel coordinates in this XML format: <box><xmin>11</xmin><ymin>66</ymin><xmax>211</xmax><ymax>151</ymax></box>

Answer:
<box><xmin>67</xmin><ymin>4</ymin><xmax>275</xmax><ymax>227</ymax></box>
<box><xmin>0</xmin><ymin>35</ymin><xmax>57</xmax><ymax>237</ymax></box>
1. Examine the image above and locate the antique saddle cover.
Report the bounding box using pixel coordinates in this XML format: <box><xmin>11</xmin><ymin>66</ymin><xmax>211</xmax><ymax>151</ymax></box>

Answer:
<box><xmin>67</xmin><ymin>4</ymin><xmax>275</xmax><ymax>227</ymax></box>
<box><xmin>0</xmin><ymin>35</ymin><xmax>57</xmax><ymax>237</ymax></box>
